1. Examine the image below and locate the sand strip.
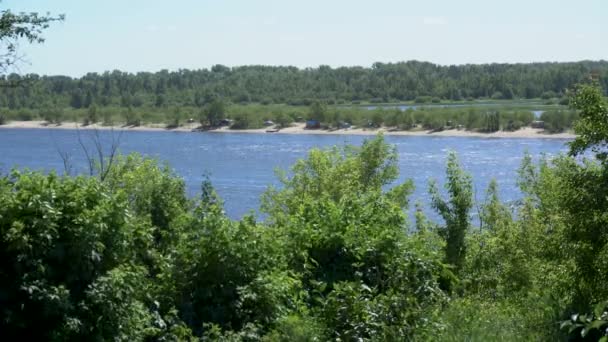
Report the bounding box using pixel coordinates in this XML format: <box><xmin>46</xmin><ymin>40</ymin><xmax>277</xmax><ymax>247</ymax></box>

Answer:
<box><xmin>0</xmin><ymin>121</ymin><xmax>575</xmax><ymax>139</ymax></box>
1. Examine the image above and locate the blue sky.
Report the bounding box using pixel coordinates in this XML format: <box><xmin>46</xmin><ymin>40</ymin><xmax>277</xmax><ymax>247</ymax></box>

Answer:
<box><xmin>4</xmin><ymin>0</ymin><xmax>607</xmax><ymax>76</ymax></box>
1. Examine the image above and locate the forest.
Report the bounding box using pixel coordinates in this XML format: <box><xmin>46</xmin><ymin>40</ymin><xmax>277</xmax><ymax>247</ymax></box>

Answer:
<box><xmin>1</xmin><ymin>61</ymin><xmax>600</xmax><ymax>133</ymax></box>
<box><xmin>2</xmin><ymin>61</ymin><xmax>608</xmax><ymax>110</ymax></box>
<box><xmin>1</xmin><ymin>83</ymin><xmax>607</xmax><ymax>341</ymax></box>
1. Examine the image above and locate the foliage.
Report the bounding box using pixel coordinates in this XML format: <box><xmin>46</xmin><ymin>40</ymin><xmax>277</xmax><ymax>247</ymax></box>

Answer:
<box><xmin>479</xmin><ymin>179</ymin><xmax>511</xmax><ymax>232</ymax></box>
<box><xmin>0</xmin><ymin>7</ymin><xmax>63</xmax><ymax>77</ymax></box>
<box><xmin>83</xmin><ymin>105</ymin><xmax>98</xmax><ymax>125</ymax></box>
<box><xmin>124</xmin><ymin>106</ymin><xmax>141</xmax><ymax>126</ymax></box>
<box><xmin>202</xmin><ymin>98</ymin><xmax>226</xmax><ymax>127</ymax></box>
<box><xmin>261</xmin><ymin>135</ymin><xmax>447</xmax><ymax>340</ymax></box>
<box><xmin>4</xmin><ymin>84</ymin><xmax>608</xmax><ymax>340</ymax></box>
<box><xmin>273</xmin><ymin>111</ymin><xmax>292</xmax><ymax>128</ymax></box>
<box><xmin>2</xmin><ymin>61</ymin><xmax>607</xmax><ymax>111</ymax></box>
<box><xmin>541</xmin><ymin>109</ymin><xmax>578</xmax><ymax>133</ymax></box>
<box><xmin>427</xmin><ymin>297</ymin><xmax>555</xmax><ymax>341</ymax></box>
<box><xmin>569</xmin><ymin>82</ymin><xmax>608</xmax><ymax>160</ymax></box>
<box><xmin>308</xmin><ymin>100</ymin><xmax>327</xmax><ymax>122</ymax></box>
<box><xmin>0</xmin><ymin>170</ymin><xmax>155</xmax><ymax>340</ymax></box>
<box><xmin>561</xmin><ymin>301</ymin><xmax>608</xmax><ymax>341</ymax></box>
<box><xmin>532</xmin><ymin>156</ymin><xmax>608</xmax><ymax>306</ymax></box>
<box><xmin>429</xmin><ymin>152</ymin><xmax>473</xmax><ymax>272</ymax></box>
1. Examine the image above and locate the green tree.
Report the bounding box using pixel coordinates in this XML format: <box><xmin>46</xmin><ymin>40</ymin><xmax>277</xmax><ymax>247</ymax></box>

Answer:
<box><xmin>202</xmin><ymin>98</ymin><xmax>226</xmax><ymax>127</ymax></box>
<box><xmin>167</xmin><ymin>107</ymin><xmax>181</xmax><ymax>128</ymax></box>
<box><xmin>479</xmin><ymin>179</ymin><xmax>511</xmax><ymax>232</ymax></box>
<box><xmin>124</xmin><ymin>106</ymin><xmax>140</xmax><ymax>126</ymax></box>
<box><xmin>308</xmin><ymin>101</ymin><xmax>327</xmax><ymax>123</ymax></box>
<box><xmin>83</xmin><ymin>90</ymin><xmax>93</xmax><ymax>108</ymax></box>
<box><xmin>155</xmin><ymin>94</ymin><xmax>165</xmax><ymax>107</ymax></box>
<box><xmin>70</xmin><ymin>89</ymin><xmax>83</xmax><ymax>109</ymax></box>
<box><xmin>0</xmin><ymin>8</ymin><xmax>63</xmax><ymax>77</ymax></box>
<box><xmin>0</xmin><ymin>171</ymin><xmax>157</xmax><ymax>340</ymax></box>
<box><xmin>84</xmin><ymin>104</ymin><xmax>98</xmax><ymax>125</ymax></box>
<box><xmin>429</xmin><ymin>152</ymin><xmax>473</xmax><ymax>272</ymax></box>
<box><xmin>568</xmin><ymin>82</ymin><xmax>608</xmax><ymax>161</ymax></box>
<box><xmin>262</xmin><ymin>135</ymin><xmax>446</xmax><ymax>340</ymax></box>
<box><xmin>273</xmin><ymin>111</ymin><xmax>292</xmax><ymax>128</ymax></box>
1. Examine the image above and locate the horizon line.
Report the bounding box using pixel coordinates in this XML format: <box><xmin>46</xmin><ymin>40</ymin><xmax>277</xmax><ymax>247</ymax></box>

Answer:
<box><xmin>13</xmin><ymin>59</ymin><xmax>608</xmax><ymax>79</ymax></box>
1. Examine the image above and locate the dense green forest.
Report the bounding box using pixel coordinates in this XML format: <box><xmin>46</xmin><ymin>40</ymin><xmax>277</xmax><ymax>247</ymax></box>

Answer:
<box><xmin>1</xmin><ymin>83</ymin><xmax>607</xmax><ymax>341</ymax></box>
<box><xmin>2</xmin><ymin>61</ymin><xmax>607</xmax><ymax>110</ymax></box>
<box><xmin>2</xmin><ymin>61</ymin><xmax>600</xmax><ymax>132</ymax></box>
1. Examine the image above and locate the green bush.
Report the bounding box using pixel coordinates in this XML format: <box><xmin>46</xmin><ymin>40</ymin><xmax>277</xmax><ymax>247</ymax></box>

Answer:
<box><xmin>0</xmin><ymin>171</ymin><xmax>156</xmax><ymax>339</ymax></box>
<box><xmin>1</xmin><ymin>84</ymin><xmax>607</xmax><ymax>341</ymax></box>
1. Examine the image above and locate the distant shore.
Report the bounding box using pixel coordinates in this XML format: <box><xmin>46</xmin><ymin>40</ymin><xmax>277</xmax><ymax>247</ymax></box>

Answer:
<box><xmin>1</xmin><ymin>120</ymin><xmax>576</xmax><ymax>139</ymax></box>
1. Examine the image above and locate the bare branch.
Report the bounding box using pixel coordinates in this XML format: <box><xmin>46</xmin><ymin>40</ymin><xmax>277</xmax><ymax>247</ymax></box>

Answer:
<box><xmin>75</xmin><ymin>126</ymin><xmax>124</xmax><ymax>181</ymax></box>
<box><xmin>52</xmin><ymin>132</ymin><xmax>73</xmax><ymax>176</ymax></box>
<box><xmin>76</xmin><ymin>126</ymin><xmax>94</xmax><ymax>176</ymax></box>
<box><xmin>100</xmin><ymin>127</ymin><xmax>123</xmax><ymax>181</ymax></box>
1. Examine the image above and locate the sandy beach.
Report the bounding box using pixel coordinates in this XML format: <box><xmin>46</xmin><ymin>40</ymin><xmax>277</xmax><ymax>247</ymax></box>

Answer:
<box><xmin>0</xmin><ymin>120</ymin><xmax>575</xmax><ymax>139</ymax></box>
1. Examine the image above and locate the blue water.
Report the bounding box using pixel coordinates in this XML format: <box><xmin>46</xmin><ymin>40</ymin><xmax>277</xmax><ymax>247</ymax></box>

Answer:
<box><xmin>0</xmin><ymin>128</ymin><xmax>571</xmax><ymax>220</ymax></box>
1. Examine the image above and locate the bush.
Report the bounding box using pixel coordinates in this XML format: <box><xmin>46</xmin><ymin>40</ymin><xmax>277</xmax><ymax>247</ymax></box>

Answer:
<box><xmin>561</xmin><ymin>301</ymin><xmax>608</xmax><ymax>341</ymax></box>
<box><xmin>541</xmin><ymin>91</ymin><xmax>557</xmax><ymax>100</ymax></box>
<box><xmin>84</xmin><ymin>105</ymin><xmax>98</xmax><ymax>125</ymax></box>
<box><xmin>541</xmin><ymin>110</ymin><xmax>577</xmax><ymax>133</ymax></box>
<box><xmin>414</xmin><ymin>96</ymin><xmax>432</xmax><ymax>104</ymax></box>
<box><xmin>230</xmin><ymin>112</ymin><xmax>263</xmax><ymax>129</ymax></box>
<box><xmin>426</xmin><ymin>298</ymin><xmax>555</xmax><ymax>341</ymax></box>
<box><xmin>40</xmin><ymin>107</ymin><xmax>64</xmax><ymax>124</ymax></box>
<box><xmin>273</xmin><ymin>112</ymin><xmax>292</xmax><ymax>128</ymax></box>
<box><xmin>101</xmin><ymin>109</ymin><xmax>114</xmax><ymax>126</ymax></box>
<box><xmin>0</xmin><ymin>171</ymin><xmax>157</xmax><ymax>340</ymax></box>
<box><xmin>16</xmin><ymin>109</ymin><xmax>34</xmax><ymax>121</ymax></box>
<box><xmin>124</xmin><ymin>107</ymin><xmax>141</xmax><ymax>126</ymax></box>
<box><xmin>491</xmin><ymin>91</ymin><xmax>504</xmax><ymax>100</ymax></box>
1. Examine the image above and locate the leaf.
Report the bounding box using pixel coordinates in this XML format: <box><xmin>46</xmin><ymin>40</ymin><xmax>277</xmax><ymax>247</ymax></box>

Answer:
<box><xmin>588</xmin><ymin>320</ymin><xmax>608</xmax><ymax>331</ymax></box>
<box><xmin>569</xmin><ymin>323</ymin><xmax>583</xmax><ymax>334</ymax></box>
<box><xmin>560</xmin><ymin>320</ymin><xmax>573</xmax><ymax>330</ymax></box>
<box><xmin>595</xmin><ymin>301</ymin><xmax>608</xmax><ymax>318</ymax></box>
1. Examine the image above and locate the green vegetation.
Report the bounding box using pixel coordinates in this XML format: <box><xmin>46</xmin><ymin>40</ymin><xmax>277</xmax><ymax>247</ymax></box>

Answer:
<box><xmin>0</xmin><ymin>58</ymin><xmax>597</xmax><ymax>133</ymax></box>
<box><xmin>2</xmin><ymin>61</ymin><xmax>608</xmax><ymax>109</ymax></box>
<box><xmin>1</xmin><ymin>84</ymin><xmax>607</xmax><ymax>341</ymax></box>
<box><xmin>2</xmin><ymin>6</ymin><xmax>608</xmax><ymax>340</ymax></box>
<box><xmin>0</xmin><ymin>99</ymin><xmax>578</xmax><ymax>133</ymax></box>
<box><xmin>0</xmin><ymin>7</ymin><xmax>63</xmax><ymax>79</ymax></box>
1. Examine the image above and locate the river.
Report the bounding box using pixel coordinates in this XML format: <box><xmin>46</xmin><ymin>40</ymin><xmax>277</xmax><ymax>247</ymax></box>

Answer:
<box><xmin>0</xmin><ymin>128</ymin><xmax>571</xmax><ymax>220</ymax></box>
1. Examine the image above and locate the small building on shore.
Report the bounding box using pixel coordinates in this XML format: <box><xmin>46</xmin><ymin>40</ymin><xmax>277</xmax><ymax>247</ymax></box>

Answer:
<box><xmin>531</xmin><ymin>120</ymin><xmax>545</xmax><ymax>129</ymax></box>
<box><xmin>220</xmin><ymin>118</ymin><xmax>233</xmax><ymax>126</ymax></box>
<box><xmin>306</xmin><ymin>119</ymin><xmax>321</xmax><ymax>129</ymax></box>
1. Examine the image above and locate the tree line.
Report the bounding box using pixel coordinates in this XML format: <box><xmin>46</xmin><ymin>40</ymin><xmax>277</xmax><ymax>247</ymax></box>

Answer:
<box><xmin>1</xmin><ymin>60</ymin><xmax>607</xmax><ymax>110</ymax></box>
<box><xmin>1</xmin><ymin>83</ymin><xmax>607</xmax><ymax>341</ymax></box>
<box><xmin>0</xmin><ymin>101</ymin><xmax>578</xmax><ymax>134</ymax></box>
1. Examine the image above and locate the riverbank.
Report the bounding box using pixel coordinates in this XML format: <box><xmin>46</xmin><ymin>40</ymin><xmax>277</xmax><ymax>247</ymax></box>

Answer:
<box><xmin>0</xmin><ymin>120</ymin><xmax>575</xmax><ymax>139</ymax></box>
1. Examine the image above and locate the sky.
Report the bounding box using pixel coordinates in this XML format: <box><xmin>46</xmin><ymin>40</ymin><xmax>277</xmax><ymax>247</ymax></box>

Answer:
<box><xmin>3</xmin><ymin>0</ymin><xmax>607</xmax><ymax>77</ymax></box>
